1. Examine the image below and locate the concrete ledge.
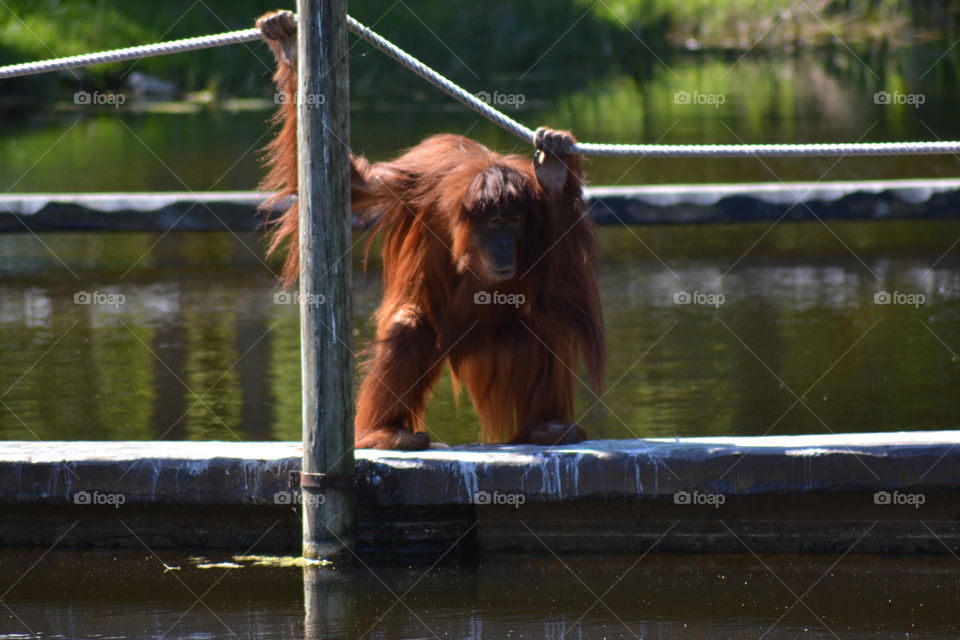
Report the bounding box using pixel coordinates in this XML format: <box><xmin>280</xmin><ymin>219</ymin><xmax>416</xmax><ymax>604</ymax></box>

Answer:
<box><xmin>3</xmin><ymin>178</ymin><xmax>959</xmax><ymax>231</ymax></box>
<box><xmin>588</xmin><ymin>178</ymin><xmax>960</xmax><ymax>224</ymax></box>
<box><xmin>0</xmin><ymin>441</ymin><xmax>299</xmax><ymax>506</ymax></box>
<box><xmin>1</xmin><ymin>432</ymin><xmax>958</xmax><ymax>554</ymax></box>
<box><xmin>0</xmin><ymin>192</ymin><xmax>271</xmax><ymax>232</ymax></box>
<box><xmin>357</xmin><ymin>431</ymin><xmax>960</xmax><ymax>505</ymax></box>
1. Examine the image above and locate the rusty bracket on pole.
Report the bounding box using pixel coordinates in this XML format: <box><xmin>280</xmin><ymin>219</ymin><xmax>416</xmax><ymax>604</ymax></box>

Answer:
<box><xmin>290</xmin><ymin>470</ymin><xmax>358</xmax><ymax>490</ymax></box>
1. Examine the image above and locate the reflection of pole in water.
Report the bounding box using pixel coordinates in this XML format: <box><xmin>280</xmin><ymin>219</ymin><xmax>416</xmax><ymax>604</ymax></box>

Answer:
<box><xmin>303</xmin><ymin>563</ymin><xmax>355</xmax><ymax>640</ymax></box>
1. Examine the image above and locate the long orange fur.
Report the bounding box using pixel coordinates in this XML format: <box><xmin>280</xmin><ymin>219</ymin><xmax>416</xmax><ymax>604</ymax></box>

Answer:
<box><xmin>257</xmin><ymin>11</ymin><xmax>604</xmax><ymax>449</ymax></box>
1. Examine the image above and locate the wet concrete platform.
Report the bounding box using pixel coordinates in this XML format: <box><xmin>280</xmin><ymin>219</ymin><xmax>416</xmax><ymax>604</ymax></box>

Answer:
<box><xmin>1</xmin><ymin>432</ymin><xmax>957</xmax><ymax>555</ymax></box>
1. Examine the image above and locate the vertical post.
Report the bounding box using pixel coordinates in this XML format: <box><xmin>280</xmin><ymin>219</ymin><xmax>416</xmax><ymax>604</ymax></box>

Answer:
<box><xmin>297</xmin><ymin>0</ymin><xmax>354</xmax><ymax>559</ymax></box>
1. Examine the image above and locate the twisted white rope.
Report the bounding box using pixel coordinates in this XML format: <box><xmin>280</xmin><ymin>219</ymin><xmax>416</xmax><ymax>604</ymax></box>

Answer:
<box><xmin>0</xmin><ymin>28</ymin><xmax>263</xmax><ymax>80</ymax></box>
<box><xmin>2</xmin><ymin>16</ymin><xmax>960</xmax><ymax>159</ymax></box>
<box><xmin>344</xmin><ymin>17</ymin><xmax>536</xmax><ymax>145</ymax></box>
<box><xmin>570</xmin><ymin>140</ymin><xmax>960</xmax><ymax>157</ymax></box>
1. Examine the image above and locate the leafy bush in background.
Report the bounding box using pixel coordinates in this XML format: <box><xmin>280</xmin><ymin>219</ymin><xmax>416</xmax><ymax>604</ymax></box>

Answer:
<box><xmin>1</xmin><ymin>0</ymin><xmax>957</xmax><ymax>100</ymax></box>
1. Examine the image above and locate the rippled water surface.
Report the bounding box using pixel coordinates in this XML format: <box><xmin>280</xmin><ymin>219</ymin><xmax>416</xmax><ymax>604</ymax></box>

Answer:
<box><xmin>1</xmin><ymin>549</ymin><xmax>958</xmax><ymax>639</ymax></box>
<box><xmin>0</xmin><ymin>221</ymin><xmax>957</xmax><ymax>442</ymax></box>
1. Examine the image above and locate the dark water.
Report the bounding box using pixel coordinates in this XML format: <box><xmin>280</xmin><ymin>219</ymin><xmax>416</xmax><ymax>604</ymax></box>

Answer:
<box><xmin>1</xmin><ymin>549</ymin><xmax>958</xmax><ymax>639</ymax></box>
<box><xmin>1</xmin><ymin>29</ymin><xmax>960</xmax><ymax>640</ymax></box>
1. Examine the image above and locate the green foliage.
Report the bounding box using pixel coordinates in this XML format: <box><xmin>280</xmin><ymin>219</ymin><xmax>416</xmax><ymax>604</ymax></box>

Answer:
<box><xmin>0</xmin><ymin>0</ymin><xmax>280</xmax><ymax>93</ymax></box>
<box><xmin>592</xmin><ymin>0</ymin><xmax>953</xmax><ymax>49</ymax></box>
<box><xmin>4</xmin><ymin>0</ymin><xmax>958</xmax><ymax>99</ymax></box>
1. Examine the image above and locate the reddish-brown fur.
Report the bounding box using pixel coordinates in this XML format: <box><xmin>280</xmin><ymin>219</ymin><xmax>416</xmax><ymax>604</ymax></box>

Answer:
<box><xmin>257</xmin><ymin>11</ymin><xmax>604</xmax><ymax>449</ymax></box>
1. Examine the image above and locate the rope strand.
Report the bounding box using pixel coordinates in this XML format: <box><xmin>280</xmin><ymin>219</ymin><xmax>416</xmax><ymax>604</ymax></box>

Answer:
<box><xmin>2</xmin><ymin>16</ymin><xmax>959</xmax><ymax>158</ymax></box>
<box><xmin>0</xmin><ymin>28</ymin><xmax>263</xmax><ymax>80</ymax></box>
<box><xmin>344</xmin><ymin>17</ymin><xmax>536</xmax><ymax>145</ymax></box>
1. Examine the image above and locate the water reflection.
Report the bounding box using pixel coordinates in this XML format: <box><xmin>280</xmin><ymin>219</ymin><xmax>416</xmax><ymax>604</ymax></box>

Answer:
<box><xmin>1</xmin><ymin>548</ymin><xmax>957</xmax><ymax>639</ymax></box>
<box><xmin>3</xmin><ymin>48</ymin><xmax>960</xmax><ymax>191</ymax></box>
<box><xmin>3</xmin><ymin>39</ymin><xmax>960</xmax><ymax>441</ymax></box>
<box><xmin>0</xmin><ymin>221</ymin><xmax>957</xmax><ymax>442</ymax></box>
